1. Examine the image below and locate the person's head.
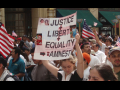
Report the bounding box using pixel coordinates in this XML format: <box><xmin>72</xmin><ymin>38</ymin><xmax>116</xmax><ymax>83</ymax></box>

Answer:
<box><xmin>27</xmin><ymin>36</ymin><xmax>31</xmax><ymax>42</ymax></box>
<box><xmin>40</xmin><ymin>19</ymin><xmax>44</xmax><ymax>23</ymax></box>
<box><xmin>60</xmin><ymin>55</ymin><xmax>77</xmax><ymax>75</ymax></box>
<box><xmin>82</xmin><ymin>38</ymin><xmax>89</xmax><ymax>44</ymax></box>
<box><xmin>24</xmin><ymin>48</ymin><xmax>30</xmax><ymax>56</ymax></box>
<box><xmin>16</xmin><ymin>38</ymin><xmax>21</xmax><ymax>43</ymax></box>
<box><xmin>88</xmin><ymin>64</ymin><xmax>118</xmax><ymax>81</ymax></box>
<box><xmin>91</xmin><ymin>43</ymin><xmax>99</xmax><ymax>52</ymax></box>
<box><xmin>89</xmin><ymin>39</ymin><xmax>96</xmax><ymax>46</ymax></box>
<box><xmin>11</xmin><ymin>47</ymin><xmax>21</xmax><ymax>58</ymax></box>
<box><xmin>0</xmin><ymin>56</ymin><xmax>7</xmax><ymax>70</ymax></box>
<box><xmin>81</xmin><ymin>43</ymin><xmax>91</xmax><ymax>54</ymax></box>
<box><xmin>22</xmin><ymin>35</ymin><xmax>27</xmax><ymax>41</ymax></box>
<box><xmin>105</xmin><ymin>38</ymin><xmax>112</xmax><ymax>46</ymax></box>
<box><xmin>38</xmin><ymin>35</ymin><xmax>42</xmax><ymax>40</ymax></box>
<box><xmin>105</xmin><ymin>46</ymin><xmax>112</xmax><ymax>56</ymax></box>
<box><xmin>108</xmin><ymin>47</ymin><xmax>120</xmax><ymax>67</ymax></box>
<box><xmin>31</xmin><ymin>47</ymin><xmax>42</xmax><ymax>65</ymax></box>
<box><xmin>82</xmin><ymin>52</ymin><xmax>91</xmax><ymax>67</ymax></box>
<box><xmin>45</xmin><ymin>20</ymin><xmax>49</xmax><ymax>25</ymax></box>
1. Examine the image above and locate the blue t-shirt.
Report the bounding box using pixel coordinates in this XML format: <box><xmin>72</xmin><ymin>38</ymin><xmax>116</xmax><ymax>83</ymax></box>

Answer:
<box><xmin>8</xmin><ymin>57</ymin><xmax>25</xmax><ymax>81</ymax></box>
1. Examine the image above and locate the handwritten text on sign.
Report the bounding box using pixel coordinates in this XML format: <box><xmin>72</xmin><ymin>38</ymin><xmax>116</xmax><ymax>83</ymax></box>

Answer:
<box><xmin>34</xmin><ymin>12</ymin><xmax>77</xmax><ymax>60</ymax></box>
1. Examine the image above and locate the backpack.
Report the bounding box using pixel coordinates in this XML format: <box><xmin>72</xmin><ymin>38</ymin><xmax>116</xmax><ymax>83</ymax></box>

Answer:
<box><xmin>3</xmin><ymin>74</ymin><xmax>20</xmax><ymax>81</ymax></box>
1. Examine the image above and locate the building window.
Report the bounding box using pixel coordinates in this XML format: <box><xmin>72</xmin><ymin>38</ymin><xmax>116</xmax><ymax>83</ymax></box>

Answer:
<box><xmin>5</xmin><ymin>8</ymin><xmax>32</xmax><ymax>37</ymax></box>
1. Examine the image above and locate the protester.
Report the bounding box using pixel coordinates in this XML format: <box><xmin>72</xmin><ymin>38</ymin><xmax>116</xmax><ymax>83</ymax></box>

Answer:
<box><xmin>103</xmin><ymin>46</ymin><xmax>113</xmax><ymax>69</ymax></box>
<box><xmin>82</xmin><ymin>53</ymin><xmax>91</xmax><ymax>81</ymax></box>
<box><xmin>7</xmin><ymin>47</ymin><xmax>25</xmax><ymax>81</ymax></box>
<box><xmin>42</xmin><ymin>33</ymin><xmax>84</xmax><ymax>81</ymax></box>
<box><xmin>0</xmin><ymin>56</ymin><xmax>15</xmax><ymax>81</ymax></box>
<box><xmin>27</xmin><ymin>36</ymin><xmax>33</xmax><ymax>50</ymax></box>
<box><xmin>91</xmin><ymin>43</ymin><xmax>106</xmax><ymax>63</ymax></box>
<box><xmin>88</xmin><ymin>64</ymin><xmax>118</xmax><ymax>81</ymax></box>
<box><xmin>30</xmin><ymin>48</ymin><xmax>58</xmax><ymax>81</ymax></box>
<box><xmin>22</xmin><ymin>35</ymin><xmax>30</xmax><ymax>50</ymax></box>
<box><xmin>93</xmin><ymin>29</ymin><xmax>114</xmax><ymax>53</ymax></box>
<box><xmin>108</xmin><ymin>47</ymin><xmax>120</xmax><ymax>81</ymax></box>
<box><xmin>81</xmin><ymin>42</ymin><xmax>101</xmax><ymax>67</ymax></box>
<box><xmin>24</xmin><ymin>48</ymin><xmax>35</xmax><ymax>79</ymax></box>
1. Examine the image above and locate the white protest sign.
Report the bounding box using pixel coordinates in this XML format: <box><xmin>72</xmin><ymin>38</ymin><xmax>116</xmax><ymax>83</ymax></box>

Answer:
<box><xmin>34</xmin><ymin>12</ymin><xmax>77</xmax><ymax>60</ymax></box>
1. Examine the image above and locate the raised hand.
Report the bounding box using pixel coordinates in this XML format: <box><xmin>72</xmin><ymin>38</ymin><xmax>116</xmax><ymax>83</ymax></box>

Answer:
<box><xmin>75</xmin><ymin>33</ymin><xmax>80</xmax><ymax>44</ymax></box>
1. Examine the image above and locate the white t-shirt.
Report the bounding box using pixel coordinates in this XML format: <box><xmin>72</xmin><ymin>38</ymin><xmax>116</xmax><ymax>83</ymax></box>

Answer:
<box><xmin>102</xmin><ymin>58</ymin><xmax>113</xmax><ymax>69</ymax></box>
<box><xmin>95</xmin><ymin>50</ymin><xmax>106</xmax><ymax>63</ymax></box>
<box><xmin>83</xmin><ymin>66</ymin><xmax>91</xmax><ymax>81</ymax></box>
<box><xmin>26</xmin><ymin>54</ymin><xmax>36</xmax><ymax>66</ymax></box>
<box><xmin>89</xmin><ymin>54</ymin><xmax>101</xmax><ymax>67</ymax></box>
<box><xmin>29</xmin><ymin>41</ymin><xmax>33</xmax><ymax>50</ymax></box>
<box><xmin>7</xmin><ymin>54</ymin><xmax>26</xmax><ymax>66</ymax></box>
<box><xmin>101</xmin><ymin>43</ymin><xmax>114</xmax><ymax>53</ymax></box>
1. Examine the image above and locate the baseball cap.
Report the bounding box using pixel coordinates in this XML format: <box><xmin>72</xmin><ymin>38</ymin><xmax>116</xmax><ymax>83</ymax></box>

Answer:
<box><xmin>82</xmin><ymin>52</ymin><xmax>91</xmax><ymax>64</ymax></box>
<box><xmin>23</xmin><ymin>35</ymin><xmax>27</xmax><ymax>37</ymax></box>
<box><xmin>91</xmin><ymin>50</ymin><xmax>96</xmax><ymax>55</ymax></box>
<box><xmin>89</xmin><ymin>39</ymin><xmax>96</xmax><ymax>43</ymax></box>
<box><xmin>0</xmin><ymin>56</ymin><xmax>7</xmax><ymax>68</ymax></box>
<box><xmin>17</xmin><ymin>38</ymin><xmax>21</xmax><ymax>41</ymax></box>
<box><xmin>108</xmin><ymin>47</ymin><xmax>120</xmax><ymax>56</ymax></box>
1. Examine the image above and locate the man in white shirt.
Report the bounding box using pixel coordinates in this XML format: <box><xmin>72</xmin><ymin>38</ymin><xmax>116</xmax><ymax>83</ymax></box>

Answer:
<box><xmin>91</xmin><ymin>43</ymin><xmax>106</xmax><ymax>63</ymax></box>
<box><xmin>81</xmin><ymin>42</ymin><xmax>101</xmax><ymax>68</ymax></box>
<box><xmin>93</xmin><ymin>29</ymin><xmax>114</xmax><ymax>53</ymax></box>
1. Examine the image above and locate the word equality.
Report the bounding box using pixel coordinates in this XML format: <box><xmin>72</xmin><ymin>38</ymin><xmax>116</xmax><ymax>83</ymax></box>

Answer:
<box><xmin>45</xmin><ymin>39</ymin><xmax>75</xmax><ymax>49</ymax></box>
<box><xmin>47</xmin><ymin>29</ymin><xmax>69</xmax><ymax>37</ymax></box>
<box><xmin>50</xmin><ymin>15</ymin><xmax>74</xmax><ymax>26</ymax></box>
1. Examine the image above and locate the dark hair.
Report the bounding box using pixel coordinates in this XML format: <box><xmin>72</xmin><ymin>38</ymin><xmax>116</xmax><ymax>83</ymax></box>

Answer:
<box><xmin>30</xmin><ymin>47</ymin><xmax>35</xmax><ymax>54</ymax></box>
<box><xmin>83</xmin><ymin>58</ymin><xmax>88</xmax><ymax>65</ymax></box>
<box><xmin>13</xmin><ymin>47</ymin><xmax>21</xmax><ymax>56</ymax></box>
<box><xmin>90</xmin><ymin>64</ymin><xmax>118</xmax><ymax>81</ymax></box>
<box><xmin>81</xmin><ymin>43</ymin><xmax>89</xmax><ymax>49</ymax></box>
<box><xmin>92</xmin><ymin>43</ymin><xmax>99</xmax><ymax>48</ymax></box>
<box><xmin>21</xmin><ymin>50</ymin><xmax>29</xmax><ymax>62</ymax></box>
<box><xmin>0</xmin><ymin>56</ymin><xmax>7</xmax><ymax>68</ymax></box>
<box><xmin>82</xmin><ymin>38</ymin><xmax>89</xmax><ymax>44</ymax></box>
<box><xmin>105</xmin><ymin>38</ymin><xmax>112</xmax><ymax>43</ymax></box>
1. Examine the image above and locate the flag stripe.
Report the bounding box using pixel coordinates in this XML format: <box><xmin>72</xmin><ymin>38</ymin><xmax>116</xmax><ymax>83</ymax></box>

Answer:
<box><xmin>0</xmin><ymin>23</ymin><xmax>15</xmax><ymax>58</ymax></box>
<box><xmin>82</xmin><ymin>20</ymin><xmax>95</xmax><ymax>39</ymax></box>
<box><xmin>82</xmin><ymin>29</ymin><xmax>95</xmax><ymax>38</ymax></box>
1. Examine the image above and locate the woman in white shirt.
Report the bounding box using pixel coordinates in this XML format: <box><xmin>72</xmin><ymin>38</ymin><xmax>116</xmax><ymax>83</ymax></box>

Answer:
<box><xmin>42</xmin><ymin>33</ymin><xmax>84</xmax><ymax>81</ymax></box>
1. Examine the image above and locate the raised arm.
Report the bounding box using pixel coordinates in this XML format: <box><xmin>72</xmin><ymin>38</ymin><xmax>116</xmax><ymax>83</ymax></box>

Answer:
<box><xmin>75</xmin><ymin>33</ymin><xmax>84</xmax><ymax>78</ymax></box>
<box><xmin>42</xmin><ymin>60</ymin><xmax>59</xmax><ymax>78</ymax></box>
<box><xmin>93</xmin><ymin>28</ymin><xmax>102</xmax><ymax>47</ymax></box>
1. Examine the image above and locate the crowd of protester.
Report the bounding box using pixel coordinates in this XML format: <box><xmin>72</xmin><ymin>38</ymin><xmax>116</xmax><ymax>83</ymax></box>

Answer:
<box><xmin>0</xmin><ymin>28</ymin><xmax>120</xmax><ymax>81</ymax></box>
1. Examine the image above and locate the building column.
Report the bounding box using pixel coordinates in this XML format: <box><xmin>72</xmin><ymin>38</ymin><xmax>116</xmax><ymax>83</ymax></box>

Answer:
<box><xmin>31</xmin><ymin>8</ymin><xmax>48</xmax><ymax>37</ymax></box>
<box><xmin>88</xmin><ymin>8</ymin><xmax>99</xmax><ymax>34</ymax></box>
<box><xmin>0</xmin><ymin>8</ymin><xmax>5</xmax><ymax>26</ymax></box>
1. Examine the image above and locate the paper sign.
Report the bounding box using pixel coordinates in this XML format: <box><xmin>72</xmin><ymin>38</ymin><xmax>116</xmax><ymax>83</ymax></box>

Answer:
<box><xmin>34</xmin><ymin>12</ymin><xmax>77</xmax><ymax>60</ymax></box>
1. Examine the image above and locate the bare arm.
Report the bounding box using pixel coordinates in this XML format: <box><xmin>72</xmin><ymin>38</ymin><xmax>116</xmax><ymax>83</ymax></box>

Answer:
<box><xmin>93</xmin><ymin>28</ymin><xmax>102</xmax><ymax>47</ymax></box>
<box><xmin>75</xmin><ymin>33</ymin><xmax>84</xmax><ymax>78</ymax></box>
<box><xmin>42</xmin><ymin>60</ymin><xmax>59</xmax><ymax>78</ymax></box>
<box><xmin>15</xmin><ymin>73</ymin><xmax>25</xmax><ymax>78</ymax></box>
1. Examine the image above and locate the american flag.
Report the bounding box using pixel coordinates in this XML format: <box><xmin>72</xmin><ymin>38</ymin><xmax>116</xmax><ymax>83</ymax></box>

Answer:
<box><xmin>116</xmin><ymin>37</ymin><xmax>120</xmax><ymax>47</ymax></box>
<box><xmin>12</xmin><ymin>31</ymin><xmax>17</xmax><ymax>37</ymax></box>
<box><xmin>0</xmin><ymin>22</ymin><xmax>15</xmax><ymax>58</ymax></box>
<box><xmin>82</xmin><ymin>19</ymin><xmax>95</xmax><ymax>39</ymax></box>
